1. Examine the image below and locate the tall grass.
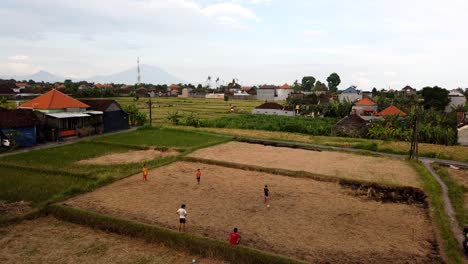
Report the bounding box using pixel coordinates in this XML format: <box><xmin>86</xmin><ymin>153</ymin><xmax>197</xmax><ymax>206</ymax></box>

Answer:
<box><xmin>411</xmin><ymin>162</ymin><xmax>463</xmax><ymax>263</ymax></box>
<box><xmin>0</xmin><ymin>166</ymin><xmax>91</xmax><ymax>206</ymax></box>
<box><xmin>195</xmin><ymin>114</ymin><xmax>337</xmax><ymax>136</ymax></box>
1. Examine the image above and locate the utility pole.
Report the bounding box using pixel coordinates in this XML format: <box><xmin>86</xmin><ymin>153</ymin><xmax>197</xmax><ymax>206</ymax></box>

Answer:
<box><xmin>148</xmin><ymin>97</ymin><xmax>152</xmax><ymax>126</ymax></box>
<box><xmin>409</xmin><ymin>113</ymin><xmax>418</xmax><ymax>160</ymax></box>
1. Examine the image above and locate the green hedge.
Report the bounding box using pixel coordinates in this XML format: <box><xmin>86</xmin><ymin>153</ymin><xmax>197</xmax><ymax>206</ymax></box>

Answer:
<box><xmin>47</xmin><ymin>205</ymin><xmax>304</xmax><ymax>264</ymax></box>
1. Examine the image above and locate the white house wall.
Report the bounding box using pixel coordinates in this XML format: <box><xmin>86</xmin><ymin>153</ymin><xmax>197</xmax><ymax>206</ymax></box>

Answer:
<box><xmin>339</xmin><ymin>93</ymin><xmax>362</xmax><ymax>103</ymax></box>
<box><xmin>458</xmin><ymin>125</ymin><xmax>468</xmax><ymax>146</ymax></box>
<box><xmin>445</xmin><ymin>96</ymin><xmax>467</xmax><ymax>112</ymax></box>
<box><xmin>257</xmin><ymin>89</ymin><xmax>276</xmax><ymax>101</ymax></box>
<box><xmin>252</xmin><ymin>109</ymin><xmax>295</xmax><ymax>116</ymax></box>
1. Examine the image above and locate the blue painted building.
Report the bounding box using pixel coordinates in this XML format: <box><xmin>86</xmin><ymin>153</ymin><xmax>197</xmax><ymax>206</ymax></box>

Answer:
<box><xmin>0</xmin><ymin>108</ymin><xmax>39</xmax><ymax>147</ymax></box>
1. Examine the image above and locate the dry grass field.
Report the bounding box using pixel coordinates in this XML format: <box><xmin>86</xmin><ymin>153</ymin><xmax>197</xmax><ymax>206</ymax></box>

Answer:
<box><xmin>76</xmin><ymin>148</ymin><xmax>179</xmax><ymax>165</ymax></box>
<box><xmin>0</xmin><ymin>217</ymin><xmax>224</xmax><ymax>264</ymax></box>
<box><xmin>66</xmin><ymin>162</ymin><xmax>440</xmax><ymax>263</ymax></box>
<box><xmin>448</xmin><ymin>168</ymin><xmax>468</xmax><ymax>188</ymax></box>
<box><xmin>188</xmin><ymin>142</ymin><xmax>422</xmax><ymax>187</ymax></box>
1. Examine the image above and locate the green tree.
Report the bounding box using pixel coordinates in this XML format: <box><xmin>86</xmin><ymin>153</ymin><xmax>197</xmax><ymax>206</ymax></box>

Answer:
<box><xmin>301</xmin><ymin>76</ymin><xmax>316</xmax><ymax>92</ymax></box>
<box><xmin>314</xmin><ymin>81</ymin><xmax>328</xmax><ymax>92</ymax></box>
<box><xmin>326</xmin><ymin>73</ymin><xmax>341</xmax><ymax>92</ymax></box>
<box><xmin>371</xmin><ymin>87</ymin><xmax>378</xmax><ymax>97</ymax></box>
<box><xmin>421</xmin><ymin>86</ymin><xmax>450</xmax><ymax>111</ymax></box>
<box><xmin>293</xmin><ymin>80</ymin><xmax>301</xmax><ymax>91</ymax></box>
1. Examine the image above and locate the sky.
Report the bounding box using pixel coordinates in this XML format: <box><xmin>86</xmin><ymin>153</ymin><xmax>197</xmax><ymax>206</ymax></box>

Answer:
<box><xmin>1</xmin><ymin>0</ymin><xmax>468</xmax><ymax>90</ymax></box>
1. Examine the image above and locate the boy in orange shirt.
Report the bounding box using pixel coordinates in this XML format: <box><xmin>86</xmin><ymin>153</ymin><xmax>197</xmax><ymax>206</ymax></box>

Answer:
<box><xmin>143</xmin><ymin>164</ymin><xmax>148</xmax><ymax>181</ymax></box>
<box><xmin>196</xmin><ymin>168</ymin><xmax>201</xmax><ymax>184</ymax></box>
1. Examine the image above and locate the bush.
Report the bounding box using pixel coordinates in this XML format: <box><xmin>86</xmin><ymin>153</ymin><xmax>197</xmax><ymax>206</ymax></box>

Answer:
<box><xmin>123</xmin><ymin>104</ymin><xmax>148</xmax><ymax>126</ymax></box>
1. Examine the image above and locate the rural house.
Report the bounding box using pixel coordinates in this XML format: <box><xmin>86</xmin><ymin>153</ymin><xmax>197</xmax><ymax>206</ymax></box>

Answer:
<box><xmin>351</xmin><ymin>98</ymin><xmax>378</xmax><ymax>120</ymax></box>
<box><xmin>401</xmin><ymin>85</ymin><xmax>416</xmax><ymax>95</ymax></box>
<box><xmin>338</xmin><ymin>86</ymin><xmax>362</xmax><ymax>103</ymax></box>
<box><xmin>445</xmin><ymin>90</ymin><xmax>467</xmax><ymax>113</ymax></box>
<box><xmin>19</xmin><ymin>89</ymin><xmax>103</xmax><ymax>141</ymax></box>
<box><xmin>80</xmin><ymin>99</ymin><xmax>129</xmax><ymax>132</ymax></box>
<box><xmin>0</xmin><ymin>108</ymin><xmax>39</xmax><ymax>147</ymax></box>
<box><xmin>257</xmin><ymin>84</ymin><xmax>293</xmax><ymax>101</ymax></box>
<box><xmin>252</xmin><ymin>102</ymin><xmax>295</xmax><ymax>116</ymax></box>
<box><xmin>331</xmin><ymin>114</ymin><xmax>369</xmax><ymax>137</ymax></box>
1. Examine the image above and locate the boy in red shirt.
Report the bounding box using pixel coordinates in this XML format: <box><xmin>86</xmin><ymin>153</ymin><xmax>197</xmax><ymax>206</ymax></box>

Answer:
<box><xmin>196</xmin><ymin>168</ymin><xmax>201</xmax><ymax>184</ymax></box>
<box><xmin>142</xmin><ymin>164</ymin><xmax>148</xmax><ymax>181</ymax></box>
<box><xmin>229</xmin><ymin>228</ymin><xmax>241</xmax><ymax>245</ymax></box>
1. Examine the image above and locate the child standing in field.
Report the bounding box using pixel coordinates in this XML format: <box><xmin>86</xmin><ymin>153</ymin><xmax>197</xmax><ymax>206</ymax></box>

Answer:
<box><xmin>229</xmin><ymin>228</ymin><xmax>241</xmax><ymax>245</ymax></box>
<box><xmin>196</xmin><ymin>168</ymin><xmax>201</xmax><ymax>184</ymax></box>
<box><xmin>176</xmin><ymin>204</ymin><xmax>187</xmax><ymax>232</ymax></box>
<box><xmin>264</xmin><ymin>185</ymin><xmax>270</xmax><ymax>206</ymax></box>
<box><xmin>142</xmin><ymin>164</ymin><xmax>148</xmax><ymax>181</ymax></box>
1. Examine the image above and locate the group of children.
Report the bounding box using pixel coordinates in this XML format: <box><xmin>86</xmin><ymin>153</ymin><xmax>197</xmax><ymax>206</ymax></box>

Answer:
<box><xmin>142</xmin><ymin>164</ymin><xmax>271</xmax><ymax>245</ymax></box>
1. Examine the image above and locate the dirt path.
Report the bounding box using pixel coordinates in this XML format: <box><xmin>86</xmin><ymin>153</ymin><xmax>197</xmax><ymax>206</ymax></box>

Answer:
<box><xmin>423</xmin><ymin>161</ymin><xmax>464</xmax><ymax>249</ymax></box>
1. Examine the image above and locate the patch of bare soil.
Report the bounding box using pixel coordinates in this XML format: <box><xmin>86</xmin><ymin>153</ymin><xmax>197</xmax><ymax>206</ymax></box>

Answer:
<box><xmin>76</xmin><ymin>148</ymin><xmax>179</xmax><ymax>165</ymax></box>
<box><xmin>0</xmin><ymin>201</ymin><xmax>32</xmax><ymax>219</ymax></box>
<box><xmin>66</xmin><ymin>162</ymin><xmax>441</xmax><ymax>263</ymax></box>
<box><xmin>188</xmin><ymin>142</ymin><xmax>422</xmax><ymax>187</ymax></box>
<box><xmin>0</xmin><ymin>217</ymin><xmax>225</xmax><ymax>264</ymax></box>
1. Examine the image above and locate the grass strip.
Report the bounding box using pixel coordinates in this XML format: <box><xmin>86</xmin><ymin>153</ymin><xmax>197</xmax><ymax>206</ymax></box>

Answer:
<box><xmin>433</xmin><ymin>164</ymin><xmax>467</xmax><ymax>228</ymax></box>
<box><xmin>410</xmin><ymin>161</ymin><xmax>463</xmax><ymax>263</ymax></box>
<box><xmin>181</xmin><ymin>157</ymin><xmax>427</xmax><ymax>204</ymax></box>
<box><xmin>47</xmin><ymin>204</ymin><xmax>304</xmax><ymax>264</ymax></box>
<box><xmin>0</xmin><ymin>163</ymin><xmax>94</xmax><ymax>179</ymax></box>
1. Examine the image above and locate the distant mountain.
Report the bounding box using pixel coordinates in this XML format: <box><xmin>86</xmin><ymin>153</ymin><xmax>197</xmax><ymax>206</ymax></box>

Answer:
<box><xmin>87</xmin><ymin>64</ymin><xmax>185</xmax><ymax>85</ymax></box>
<box><xmin>4</xmin><ymin>70</ymin><xmax>64</xmax><ymax>83</ymax></box>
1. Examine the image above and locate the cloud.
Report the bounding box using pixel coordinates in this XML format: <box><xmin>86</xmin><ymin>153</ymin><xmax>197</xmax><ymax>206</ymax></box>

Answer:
<box><xmin>8</xmin><ymin>55</ymin><xmax>30</xmax><ymax>61</ymax></box>
<box><xmin>303</xmin><ymin>29</ymin><xmax>324</xmax><ymax>37</ymax></box>
<box><xmin>201</xmin><ymin>2</ymin><xmax>259</xmax><ymax>24</ymax></box>
<box><xmin>0</xmin><ymin>0</ymin><xmax>259</xmax><ymax>39</ymax></box>
<box><xmin>0</xmin><ymin>62</ymin><xmax>40</xmax><ymax>75</ymax></box>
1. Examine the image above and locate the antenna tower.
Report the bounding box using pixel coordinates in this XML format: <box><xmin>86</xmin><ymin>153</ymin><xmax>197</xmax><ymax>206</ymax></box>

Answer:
<box><xmin>137</xmin><ymin>57</ymin><xmax>141</xmax><ymax>85</ymax></box>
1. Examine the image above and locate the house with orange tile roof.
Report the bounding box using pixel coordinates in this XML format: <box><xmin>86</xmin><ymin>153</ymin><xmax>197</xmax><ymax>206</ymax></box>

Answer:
<box><xmin>377</xmin><ymin>105</ymin><xmax>407</xmax><ymax>118</ymax></box>
<box><xmin>351</xmin><ymin>97</ymin><xmax>377</xmax><ymax>120</ymax></box>
<box><xmin>19</xmin><ymin>89</ymin><xmax>104</xmax><ymax>140</ymax></box>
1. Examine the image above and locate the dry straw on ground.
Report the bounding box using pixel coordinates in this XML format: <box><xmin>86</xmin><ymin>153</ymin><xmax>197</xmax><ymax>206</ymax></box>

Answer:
<box><xmin>76</xmin><ymin>148</ymin><xmax>179</xmax><ymax>165</ymax></box>
<box><xmin>66</xmin><ymin>161</ymin><xmax>439</xmax><ymax>263</ymax></box>
<box><xmin>0</xmin><ymin>217</ymin><xmax>224</xmax><ymax>264</ymax></box>
<box><xmin>189</xmin><ymin>142</ymin><xmax>422</xmax><ymax>187</ymax></box>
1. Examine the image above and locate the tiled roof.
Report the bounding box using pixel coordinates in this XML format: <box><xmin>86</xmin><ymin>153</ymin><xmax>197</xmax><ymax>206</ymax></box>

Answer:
<box><xmin>259</xmin><ymin>85</ymin><xmax>277</xmax><ymax>89</ymax></box>
<box><xmin>168</xmin><ymin>84</ymin><xmax>180</xmax><ymax>89</ymax></box>
<box><xmin>19</xmin><ymin>89</ymin><xmax>89</xmax><ymax>109</ymax></box>
<box><xmin>15</xmin><ymin>83</ymin><xmax>28</xmax><ymax>87</ymax></box>
<box><xmin>255</xmin><ymin>102</ymin><xmax>284</xmax><ymax>110</ymax></box>
<box><xmin>355</xmin><ymin>97</ymin><xmax>376</xmax><ymax>106</ymax></box>
<box><xmin>80</xmin><ymin>99</ymin><xmax>120</xmax><ymax>112</ymax></box>
<box><xmin>378</xmin><ymin>105</ymin><xmax>407</xmax><ymax>117</ymax></box>
<box><xmin>342</xmin><ymin>86</ymin><xmax>357</xmax><ymax>93</ymax></box>
<box><xmin>279</xmin><ymin>83</ymin><xmax>291</xmax><ymax>89</ymax></box>
<box><xmin>0</xmin><ymin>108</ymin><xmax>39</xmax><ymax>128</ymax></box>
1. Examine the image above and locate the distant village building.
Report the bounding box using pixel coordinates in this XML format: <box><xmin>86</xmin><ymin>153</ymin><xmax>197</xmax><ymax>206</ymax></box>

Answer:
<box><xmin>338</xmin><ymin>86</ymin><xmax>362</xmax><ymax>103</ymax></box>
<box><xmin>257</xmin><ymin>84</ymin><xmax>293</xmax><ymax>101</ymax></box>
<box><xmin>351</xmin><ymin>98</ymin><xmax>377</xmax><ymax>120</ymax></box>
<box><xmin>0</xmin><ymin>108</ymin><xmax>39</xmax><ymax>147</ymax></box>
<box><xmin>19</xmin><ymin>89</ymin><xmax>103</xmax><ymax>140</ymax></box>
<box><xmin>205</xmin><ymin>93</ymin><xmax>225</xmax><ymax>99</ymax></box>
<box><xmin>445</xmin><ymin>90</ymin><xmax>467</xmax><ymax>113</ymax></box>
<box><xmin>458</xmin><ymin>113</ymin><xmax>468</xmax><ymax>146</ymax></box>
<box><xmin>252</xmin><ymin>102</ymin><xmax>295</xmax><ymax>116</ymax></box>
<box><xmin>401</xmin><ymin>85</ymin><xmax>416</xmax><ymax>95</ymax></box>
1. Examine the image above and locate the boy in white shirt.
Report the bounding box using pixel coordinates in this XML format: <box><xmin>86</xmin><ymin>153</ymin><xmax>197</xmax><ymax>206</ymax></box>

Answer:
<box><xmin>176</xmin><ymin>204</ymin><xmax>187</xmax><ymax>232</ymax></box>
